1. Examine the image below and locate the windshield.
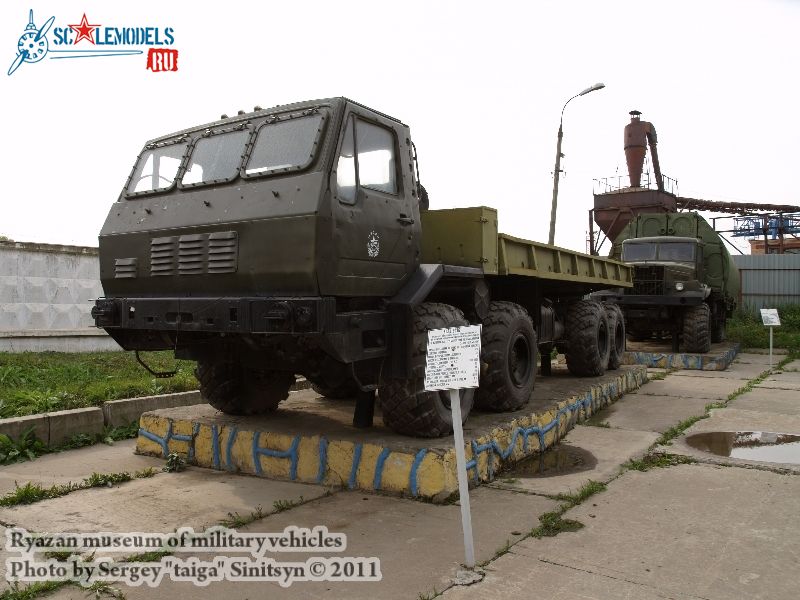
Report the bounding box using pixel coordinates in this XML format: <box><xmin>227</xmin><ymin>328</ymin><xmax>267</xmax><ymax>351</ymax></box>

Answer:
<box><xmin>622</xmin><ymin>242</ymin><xmax>656</xmax><ymax>262</ymax></box>
<box><xmin>623</xmin><ymin>241</ymin><xmax>697</xmax><ymax>262</ymax></box>
<box><xmin>245</xmin><ymin>114</ymin><xmax>324</xmax><ymax>175</ymax></box>
<box><xmin>182</xmin><ymin>129</ymin><xmax>250</xmax><ymax>185</ymax></box>
<box><xmin>657</xmin><ymin>242</ymin><xmax>696</xmax><ymax>262</ymax></box>
<box><xmin>128</xmin><ymin>142</ymin><xmax>188</xmax><ymax>193</ymax></box>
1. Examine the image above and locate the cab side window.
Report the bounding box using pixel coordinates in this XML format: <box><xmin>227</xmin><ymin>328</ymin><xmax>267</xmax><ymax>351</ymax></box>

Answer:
<box><xmin>336</xmin><ymin>117</ymin><xmax>398</xmax><ymax>204</ymax></box>
<box><xmin>355</xmin><ymin>120</ymin><xmax>397</xmax><ymax>194</ymax></box>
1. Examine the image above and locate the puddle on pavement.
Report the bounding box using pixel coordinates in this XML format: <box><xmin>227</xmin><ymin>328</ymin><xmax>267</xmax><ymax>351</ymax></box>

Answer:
<box><xmin>511</xmin><ymin>445</ymin><xmax>598</xmax><ymax>478</ymax></box>
<box><xmin>685</xmin><ymin>431</ymin><xmax>800</xmax><ymax>464</ymax></box>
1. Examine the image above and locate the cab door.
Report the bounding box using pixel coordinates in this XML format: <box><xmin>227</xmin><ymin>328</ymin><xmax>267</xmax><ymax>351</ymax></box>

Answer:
<box><xmin>329</xmin><ymin>109</ymin><xmax>418</xmax><ymax>296</ymax></box>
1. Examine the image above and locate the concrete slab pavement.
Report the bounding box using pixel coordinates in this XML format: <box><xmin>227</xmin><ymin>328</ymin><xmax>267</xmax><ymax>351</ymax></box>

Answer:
<box><xmin>446</xmin><ymin>464</ymin><xmax>800</xmax><ymax>600</ymax></box>
<box><xmin>730</xmin><ymin>388</ymin><xmax>800</xmax><ymax>416</ymax></box>
<box><xmin>0</xmin><ymin>468</ymin><xmax>329</xmax><ymax>533</ymax></box>
<box><xmin>100</xmin><ymin>487</ymin><xmax>557</xmax><ymax>600</ymax></box>
<box><xmin>660</xmin><ymin>408</ymin><xmax>800</xmax><ymax>473</ymax></box>
<box><xmin>0</xmin><ymin>439</ymin><xmax>163</xmax><ymax>495</ymax></box>
<box><xmin>631</xmin><ymin>376</ymin><xmax>744</xmax><ymax>400</ymax></box>
<box><xmin>588</xmin><ymin>394</ymin><xmax>710</xmax><ymax>434</ymax></box>
<box><xmin>488</xmin><ymin>425</ymin><xmax>658</xmax><ymax>496</ymax></box>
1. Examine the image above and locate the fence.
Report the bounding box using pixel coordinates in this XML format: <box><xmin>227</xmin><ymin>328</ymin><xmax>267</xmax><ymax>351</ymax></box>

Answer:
<box><xmin>0</xmin><ymin>241</ymin><xmax>119</xmax><ymax>352</ymax></box>
<box><xmin>732</xmin><ymin>254</ymin><xmax>800</xmax><ymax>312</ymax></box>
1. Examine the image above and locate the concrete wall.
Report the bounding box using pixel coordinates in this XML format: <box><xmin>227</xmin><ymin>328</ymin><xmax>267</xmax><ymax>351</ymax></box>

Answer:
<box><xmin>733</xmin><ymin>254</ymin><xmax>800</xmax><ymax>312</ymax></box>
<box><xmin>0</xmin><ymin>241</ymin><xmax>119</xmax><ymax>352</ymax></box>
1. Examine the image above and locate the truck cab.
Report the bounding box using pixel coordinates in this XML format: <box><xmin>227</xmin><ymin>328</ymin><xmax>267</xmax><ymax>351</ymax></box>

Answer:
<box><xmin>620</xmin><ymin>236</ymin><xmax>709</xmax><ymax>303</ymax></box>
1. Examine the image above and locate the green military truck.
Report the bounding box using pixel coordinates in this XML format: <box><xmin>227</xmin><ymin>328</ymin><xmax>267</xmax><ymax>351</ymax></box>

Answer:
<box><xmin>92</xmin><ymin>97</ymin><xmax>631</xmax><ymax>438</ymax></box>
<box><xmin>593</xmin><ymin>212</ymin><xmax>738</xmax><ymax>352</ymax></box>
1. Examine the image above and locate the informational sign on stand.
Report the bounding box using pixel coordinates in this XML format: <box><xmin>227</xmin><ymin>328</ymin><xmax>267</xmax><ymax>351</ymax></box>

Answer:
<box><xmin>424</xmin><ymin>325</ymin><xmax>481</xmax><ymax>569</ymax></box>
<box><xmin>759</xmin><ymin>308</ymin><xmax>781</xmax><ymax>367</ymax></box>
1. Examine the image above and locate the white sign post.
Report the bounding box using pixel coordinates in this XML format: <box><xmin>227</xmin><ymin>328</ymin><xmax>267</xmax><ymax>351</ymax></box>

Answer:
<box><xmin>424</xmin><ymin>325</ymin><xmax>481</xmax><ymax>569</ymax></box>
<box><xmin>760</xmin><ymin>309</ymin><xmax>781</xmax><ymax>368</ymax></box>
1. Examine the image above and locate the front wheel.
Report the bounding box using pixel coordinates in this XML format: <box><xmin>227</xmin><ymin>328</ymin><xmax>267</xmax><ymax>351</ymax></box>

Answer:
<box><xmin>195</xmin><ymin>361</ymin><xmax>294</xmax><ymax>415</ymax></box>
<box><xmin>683</xmin><ymin>303</ymin><xmax>711</xmax><ymax>353</ymax></box>
<box><xmin>379</xmin><ymin>303</ymin><xmax>474</xmax><ymax>437</ymax></box>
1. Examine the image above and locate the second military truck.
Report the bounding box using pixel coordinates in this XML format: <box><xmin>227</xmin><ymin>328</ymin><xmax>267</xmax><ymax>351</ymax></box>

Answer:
<box><xmin>92</xmin><ymin>97</ymin><xmax>631</xmax><ymax>438</ymax></box>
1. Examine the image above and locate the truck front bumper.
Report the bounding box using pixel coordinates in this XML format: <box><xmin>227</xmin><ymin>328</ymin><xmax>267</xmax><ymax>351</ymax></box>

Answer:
<box><xmin>92</xmin><ymin>296</ymin><xmax>339</xmax><ymax>335</ymax></box>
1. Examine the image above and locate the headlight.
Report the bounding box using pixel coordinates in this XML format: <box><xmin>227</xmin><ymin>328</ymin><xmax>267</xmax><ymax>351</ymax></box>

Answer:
<box><xmin>675</xmin><ymin>282</ymin><xmax>685</xmax><ymax>291</ymax></box>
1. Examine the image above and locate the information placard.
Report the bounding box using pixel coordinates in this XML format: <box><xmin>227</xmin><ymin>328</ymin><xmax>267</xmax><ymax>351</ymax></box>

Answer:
<box><xmin>424</xmin><ymin>325</ymin><xmax>481</xmax><ymax>391</ymax></box>
<box><xmin>760</xmin><ymin>308</ymin><xmax>781</xmax><ymax>326</ymax></box>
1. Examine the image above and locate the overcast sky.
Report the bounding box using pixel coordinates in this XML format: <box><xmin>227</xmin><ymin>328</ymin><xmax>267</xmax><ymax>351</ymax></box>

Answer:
<box><xmin>2</xmin><ymin>0</ymin><xmax>798</xmax><ymax>255</ymax></box>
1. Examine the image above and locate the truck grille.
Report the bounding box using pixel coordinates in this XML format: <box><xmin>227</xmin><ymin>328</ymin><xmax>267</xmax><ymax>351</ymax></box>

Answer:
<box><xmin>150</xmin><ymin>231</ymin><xmax>238</xmax><ymax>277</ymax></box>
<box><xmin>632</xmin><ymin>265</ymin><xmax>664</xmax><ymax>295</ymax></box>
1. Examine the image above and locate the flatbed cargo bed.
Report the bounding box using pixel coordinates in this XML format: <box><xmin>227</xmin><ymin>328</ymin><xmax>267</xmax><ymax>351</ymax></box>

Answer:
<box><xmin>421</xmin><ymin>206</ymin><xmax>632</xmax><ymax>294</ymax></box>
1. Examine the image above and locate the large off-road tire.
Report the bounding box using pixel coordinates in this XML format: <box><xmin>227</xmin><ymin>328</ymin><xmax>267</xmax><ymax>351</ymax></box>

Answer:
<box><xmin>710</xmin><ymin>316</ymin><xmax>726</xmax><ymax>344</ymax></box>
<box><xmin>379</xmin><ymin>303</ymin><xmax>475</xmax><ymax>437</ymax></box>
<box><xmin>683</xmin><ymin>303</ymin><xmax>711</xmax><ymax>353</ymax></box>
<box><xmin>195</xmin><ymin>361</ymin><xmax>294</xmax><ymax>415</ymax></box>
<box><xmin>310</xmin><ymin>380</ymin><xmax>360</xmax><ymax>400</ymax></box>
<box><xmin>605</xmin><ymin>304</ymin><xmax>626</xmax><ymax>370</ymax></box>
<box><xmin>565</xmin><ymin>300</ymin><xmax>611</xmax><ymax>377</ymax></box>
<box><xmin>475</xmin><ymin>301</ymin><xmax>536</xmax><ymax>412</ymax></box>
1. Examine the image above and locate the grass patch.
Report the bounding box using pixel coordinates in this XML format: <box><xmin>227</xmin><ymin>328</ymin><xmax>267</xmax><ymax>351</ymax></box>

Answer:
<box><xmin>555</xmin><ymin>480</ymin><xmax>606</xmax><ymax>507</ymax></box>
<box><xmin>727</xmin><ymin>305</ymin><xmax>800</xmax><ymax>355</ymax></box>
<box><xmin>0</xmin><ymin>429</ymin><xmax>48</xmax><ymax>464</ymax></box>
<box><xmin>626</xmin><ymin>453</ymin><xmax>696</xmax><ymax>472</ymax></box>
<box><xmin>220</xmin><ymin>505</ymin><xmax>267</xmax><ymax>528</ymax></box>
<box><xmin>0</xmin><ymin>581</ymin><xmax>68</xmax><ymax>600</ymax></box>
<box><xmin>531</xmin><ymin>510</ymin><xmax>584</xmax><ymax>538</ymax></box>
<box><xmin>0</xmin><ymin>350</ymin><xmax>197</xmax><ymax>418</ymax></box>
<box><xmin>0</xmin><ymin>468</ymin><xmax>156</xmax><ymax>507</ymax></box>
<box><xmin>163</xmin><ymin>452</ymin><xmax>186</xmax><ymax>473</ymax></box>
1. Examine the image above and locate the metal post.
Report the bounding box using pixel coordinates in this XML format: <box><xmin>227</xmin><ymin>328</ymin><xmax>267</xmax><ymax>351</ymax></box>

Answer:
<box><xmin>449</xmin><ymin>389</ymin><xmax>475</xmax><ymax>568</ymax></box>
<box><xmin>548</xmin><ymin>122</ymin><xmax>564</xmax><ymax>246</ymax></box>
<box><xmin>769</xmin><ymin>326</ymin><xmax>773</xmax><ymax>369</ymax></box>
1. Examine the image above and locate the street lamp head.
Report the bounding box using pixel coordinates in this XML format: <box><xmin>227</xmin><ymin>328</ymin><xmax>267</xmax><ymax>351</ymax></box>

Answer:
<box><xmin>579</xmin><ymin>82</ymin><xmax>606</xmax><ymax>96</ymax></box>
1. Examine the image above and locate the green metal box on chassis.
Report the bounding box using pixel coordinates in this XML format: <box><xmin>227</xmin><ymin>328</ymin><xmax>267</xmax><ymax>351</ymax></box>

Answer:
<box><xmin>610</xmin><ymin>212</ymin><xmax>739</xmax><ymax>302</ymax></box>
<box><xmin>420</xmin><ymin>206</ymin><xmax>499</xmax><ymax>275</ymax></box>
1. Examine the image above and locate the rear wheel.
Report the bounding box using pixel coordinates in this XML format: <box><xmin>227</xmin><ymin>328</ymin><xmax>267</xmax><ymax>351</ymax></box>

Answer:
<box><xmin>195</xmin><ymin>361</ymin><xmax>294</xmax><ymax>415</ymax></box>
<box><xmin>683</xmin><ymin>303</ymin><xmax>711</xmax><ymax>353</ymax></box>
<box><xmin>379</xmin><ymin>303</ymin><xmax>474</xmax><ymax>437</ymax></box>
<box><xmin>565</xmin><ymin>300</ymin><xmax>610</xmax><ymax>377</ymax></box>
<box><xmin>605</xmin><ymin>304</ymin><xmax>626</xmax><ymax>370</ymax></box>
<box><xmin>475</xmin><ymin>301</ymin><xmax>536</xmax><ymax>412</ymax></box>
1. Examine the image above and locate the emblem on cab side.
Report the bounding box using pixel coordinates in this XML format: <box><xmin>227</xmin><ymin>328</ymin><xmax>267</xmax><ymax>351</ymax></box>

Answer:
<box><xmin>367</xmin><ymin>231</ymin><xmax>380</xmax><ymax>258</ymax></box>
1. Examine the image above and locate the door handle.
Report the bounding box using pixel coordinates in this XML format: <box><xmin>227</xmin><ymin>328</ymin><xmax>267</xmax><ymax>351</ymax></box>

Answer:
<box><xmin>397</xmin><ymin>215</ymin><xmax>415</xmax><ymax>226</ymax></box>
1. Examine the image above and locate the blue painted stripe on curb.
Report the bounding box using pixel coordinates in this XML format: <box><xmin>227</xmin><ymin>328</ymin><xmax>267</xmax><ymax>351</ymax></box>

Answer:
<box><xmin>348</xmin><ymin>443</ymin><xmax>363</xmax><ymax>490</ymax></box>
<box><xmin>409</xmin><ymin>449</ymin><xmax>428</xmax><ymax>497</ymax></box>
<box><xmin>211</xmin><ymin>425</ymin><xmax>220</xmax><ymax>469</ymax></box>
<box><xmin>373</xmin><ymin>447</ymin><xmax>391</xmax><ymax>490</ymax></box>
<box><xmin>317</xmin><ymin>437</ymin><xmax>328</xmax><ymax>484</ymax></box>
<box><xmin>225</xmin><ymin>426</ymin><xmax>238</xmax><ymax>471</ymax></box>
<box><xmin>138</xmin><ymin>428</ymin><xmax>169</xmax><ymax>457</ymax></box>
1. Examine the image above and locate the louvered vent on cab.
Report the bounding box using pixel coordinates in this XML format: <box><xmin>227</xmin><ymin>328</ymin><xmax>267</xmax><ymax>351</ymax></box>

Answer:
<box><xmin>151</xmin><ymin>231</ymin><xmax>238</xmax><ymax>276</ymax></box>
<box><xmin>114</xmin><ymin>258</ymin><xmax>138</xmax><ymax>279</ymax></box>
<box><xmin>151</xmin><ymin>236</ymin><xmax>177</xmax><ymax>276</ymax></box>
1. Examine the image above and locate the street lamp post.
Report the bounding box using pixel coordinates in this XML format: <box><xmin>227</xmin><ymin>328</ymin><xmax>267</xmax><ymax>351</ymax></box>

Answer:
<box><xmin>548</xmin><ymin>82</ymin><xmax>606</xmax><ymax>246</ymax></box>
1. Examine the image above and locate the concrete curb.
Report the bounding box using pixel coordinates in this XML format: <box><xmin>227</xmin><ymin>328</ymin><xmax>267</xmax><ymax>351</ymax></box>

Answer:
<box><xmin>0</xmin><ymin>377</ymin><xmax>312</xmax><ymax>446</ymax></box>
<box><xmin>623</xmin><ymin>342</ymin><xmax>740</xmax><ymax>371</ymax></box>
<box><xmin>136</xmin><ymin>367</ymin><xmax>648</xmax><ymax>502</ymax></box>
